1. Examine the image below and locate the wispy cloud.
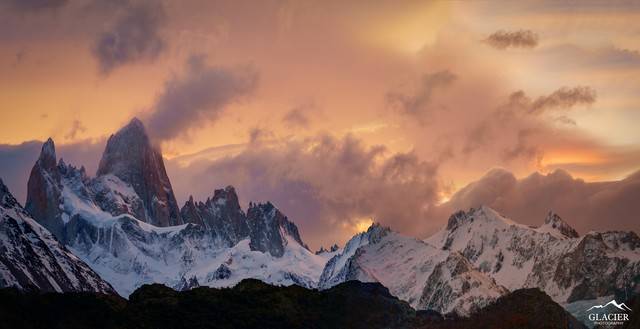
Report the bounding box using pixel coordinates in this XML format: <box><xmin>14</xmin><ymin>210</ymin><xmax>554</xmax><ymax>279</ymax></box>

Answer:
<box><xmin>485</xmin><ymin>30</ymin><xmax>539</xmax><ymax>50</ymax></box>
<box><xmin>386</xmin><ymin>70</ymin><xmax>457</xmax><ymax>120</ymax></box>
<box><xmin>145</xmin><ymin>55</ymin><xmax>259</xmax><ymax>141</ymax></box>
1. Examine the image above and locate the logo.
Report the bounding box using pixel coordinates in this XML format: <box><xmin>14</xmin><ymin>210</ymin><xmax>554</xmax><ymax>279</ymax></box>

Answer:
<box><xmin>586</xmin><ymin>299</ymin><xmax>632</xmax><ymax>327</ymax></box>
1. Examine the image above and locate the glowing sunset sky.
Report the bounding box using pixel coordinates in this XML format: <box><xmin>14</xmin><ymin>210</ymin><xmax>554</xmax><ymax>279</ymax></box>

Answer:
<box><xmin>1</xmin><ymin>0</ymin><xmax>639</xmax><ymax>248</ymax></box>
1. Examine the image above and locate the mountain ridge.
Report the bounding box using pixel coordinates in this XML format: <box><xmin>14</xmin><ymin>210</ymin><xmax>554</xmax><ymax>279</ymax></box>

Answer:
<box><xmin>20</xmin><ymin>120</ymin><xmax>321</xmax><ymax>296</ymax></box>
<box><xmin>0</xmin><ymin>178</ymin><xmax>114</xmax><ymax>294</ymax></box>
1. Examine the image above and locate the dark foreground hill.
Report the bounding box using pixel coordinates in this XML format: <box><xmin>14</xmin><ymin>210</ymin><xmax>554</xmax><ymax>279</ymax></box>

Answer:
<box><xmin>0</xmin><ymin>279</ymin><xmax>589</xmax><ymax>329</ymax></box>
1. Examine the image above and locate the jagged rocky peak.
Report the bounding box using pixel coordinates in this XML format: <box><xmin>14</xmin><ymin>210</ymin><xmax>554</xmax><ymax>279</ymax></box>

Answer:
<box><xmin>180</xmin><ymin>185</ymin><xmax>249</xmax><ymax>245</ymax></box>
<box><xmin>25</xmin><ymin>138</ymin><xmax>64</xmax><ymax>239</ymax></box>
<box><xmin>445</xmin><ymin>206</ymin><xmax>515</xmax><ymax>232</ymax></box>
<box><xmin>39</xmin><ymin>138</ymin><xmax>57</xmax><ymax>171</ymax></box>
<box><xmin>96</xmin><ymin>117</ymin><xmax>182</xmax><ymax>227</ymax></box>
<box><xmin>179</xmin><ymin>186</ymin><xmax>310</xmax><ymax>258</ymax></box>
<box><xmin>212</xmin><ymin>185</ymin><xmax>240</xmax><ymax>207</ymax></box>
<box><xmin>0</xmin><ymin>179</ymin><xmax>19</xmax><ymax>209</ymax></box>
<box><xmin>315</xmin><ymin>246</ymin><xmax>328</xmax><ymax>255</ymax></box>
<box><xmin>364</xmin><ymin>222</ymin><xmax>391</xmax><ymax>243</ymax></box>
<box><xmin>541</xmin><ymin>211</ymin><xmax>579</xmax><ymax>238</ymax></box>
<box><xmin>175</xmin><ymin>275</ymin><xmax>200</xmax><ymax>291</ymax></box>
<box><xmin>247</xmin><ymin>201</ymin><xmax>307</xmax><ymax>257</ymax></box>
<box><xmin>180</xmin><ymin>195</ymin><xmax>203</xmax><ymax>226</ymax></box>
<box><xmin>445</xmin><ymin>209</ymin><xmax>471</xmax><ymax>231</ymax></box>
<box><xmin>315</xmin><ymin>243</ymin><xmax>339</xmax><ymax>255</ymax></box>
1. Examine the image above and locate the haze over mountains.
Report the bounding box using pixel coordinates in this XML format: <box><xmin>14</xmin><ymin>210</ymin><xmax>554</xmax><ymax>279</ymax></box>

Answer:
<box><xmin>0</xmin><ymin>118</ymin><xmax>638</xmax><ymax>327</ymax></box>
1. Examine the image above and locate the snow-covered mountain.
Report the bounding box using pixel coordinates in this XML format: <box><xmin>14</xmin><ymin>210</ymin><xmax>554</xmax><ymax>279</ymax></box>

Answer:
<box><xmin>318</xmin><ymin>223</ymin><xmax>508</xmax><ymax>315</ymax></box>
<box><xmin>320</xmin><ymin>207</ymin><xmax>639</xmax><ymax>318</ymax></box>
<box><xmin>0</xmin><ymin>178</ymin><xmax>114</xmax><ymax>293</ymax></box>
<box><xmin>425</xmin><ymin>206</ymin><xmax>640</xmax><ymax>304</ymax></box>
<box><xmin>23</xmin><ymin>120</ymin><xmax>327</xmax><ymax>296</ymax></box>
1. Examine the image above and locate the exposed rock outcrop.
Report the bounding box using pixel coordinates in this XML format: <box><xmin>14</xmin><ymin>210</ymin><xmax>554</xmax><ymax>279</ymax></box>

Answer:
<box><xmin>96</xmin><ymin>118</ymin><xmax>182</xmax><ymax>227</ymax></box>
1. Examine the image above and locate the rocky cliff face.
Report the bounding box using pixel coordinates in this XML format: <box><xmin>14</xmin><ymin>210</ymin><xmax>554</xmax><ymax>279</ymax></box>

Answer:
<box><xmin>96</xmin><ymin>118</ymin><xmax>182</xmax><ymax>227</ymax></box>
<box><xmin>247</xmin><ymin>202</ymin><xmax>307</xmax><ymax>257</ymax></box>
<box><xmin>25</xmin><ymin>138</ymin><xmax>64</xmax><ymax>239</ymax></box>
<box><xmin>180</xmin><ymin>186</ymin><xmax>249</xmax><ymax>247</ymax></box>
<box><xmin>0</xmin><ymin>179</ymin><xmax>114</xmax><ymax>294</ymax></box>
<box><xmin>180</xmin><ymin>188</ymin><xmax>307</xmax><ymax>258</ymax></box>
<box><xmin>25</xmin><ymin>119</ymin><xmax>185</xmax><ymax>234</ymax></box>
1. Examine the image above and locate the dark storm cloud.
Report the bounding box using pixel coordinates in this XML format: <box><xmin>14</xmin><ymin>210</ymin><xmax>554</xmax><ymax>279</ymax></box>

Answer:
<box><xmin>485</xmin><ymin>30</ymin><xmax>539</xmax><ymax>50</ymax></box>
<box><xmin>0</xmin><ymin>138</ymin><xmax>106</xmax><ymax>203</ymax></box>
<box><xmin>2</xmin><ymin>0</ymin><xmax>67</xmax><ymax>13</ymax></box>
<box><xmin>431</xmin><ymin>168</ymin><xmax>640</xmax><ymax>235</ymax></box>
<box><xmin>145</xmin><ymin>55</ymin><xmax>259</xmax><ymax>141</ymax></box>
<box><xmin>92</xmin><ymin>1</ymin><xmax>166</xmax><ymax>74</ymax></box>
<box><xmin>386</xmin><ymin>70</ymin><xmax>457</xmax><ymax>119</ymax></box>
<box><xmin>166</xmin><ymin>133</ymin><xmax>440</xmax><ymax>247</ymax></box>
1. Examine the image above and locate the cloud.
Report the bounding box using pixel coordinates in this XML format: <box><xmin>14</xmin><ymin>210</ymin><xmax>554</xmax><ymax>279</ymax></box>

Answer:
<box><xmin>64</xmin><ymin>119</ymin><xmax>87</xmax><ymax>140</ymax></box>
<box><xmin>461</xmin><ymin>86</ymin><xmax>596</xmax><ymax>159</ymax></box>
<box><xmin>248</xmin><ymin>127</ymin><xmax>274</xmax><ymax>144</ymax></box>
<box><xmin>485</xmin><ymin>30</ymin><xmax>539</xmax><ymax>50</ymax></box>
<box><xmin>144</xmin><ymin>55</ymin><xmax>259</xmax><ymax>141</ymax></box>
<box><xmin>540</xmin><ymin>44</ymin><xmax>640</xmax><ymax>70</ymax></box>
<box><xmin>386</xmin><ymin>70</ymin><xmax>457</xmax><ymax>120</ymax></box>
<box><xmin>528</xmin><ymin>86</ymin><xmax>597</xmax><ymax>115</ymax></box>
<box><xmin>431</xmin><ymin>168</ymin><xmax>640</xmax><ymax>235</ymax></box>
<box><xmin>166</xmin><ymin>133</ymin><xmax>440</xmax><ymax>248</ymax></box>
<box><xmin>282</xmin><ymin>101</ymin><xmax>317</xmax><ymax>128</ymax></box>
<box><xmin>2</xmin><ymin>0</ymin><xmax>67</xmax><ymax>13</ymax></box>
<box><xmin>92</xmin><ymin>1</ymin><xmax>166</xmax><ymax>74</ymax></box>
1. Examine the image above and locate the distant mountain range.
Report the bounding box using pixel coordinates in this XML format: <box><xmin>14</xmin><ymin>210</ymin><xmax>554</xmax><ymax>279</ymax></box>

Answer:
<box><xmin>0</xmin><ymin>118</ymin><xmax>638</xmax><ymax>327</ymax></box>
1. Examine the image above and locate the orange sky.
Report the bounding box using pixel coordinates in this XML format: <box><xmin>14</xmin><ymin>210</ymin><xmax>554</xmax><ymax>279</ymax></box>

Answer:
<box><xmin>1</xmin><ymin>0</ymin><xmax>640</xmax><ymax>247</ymax></box>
